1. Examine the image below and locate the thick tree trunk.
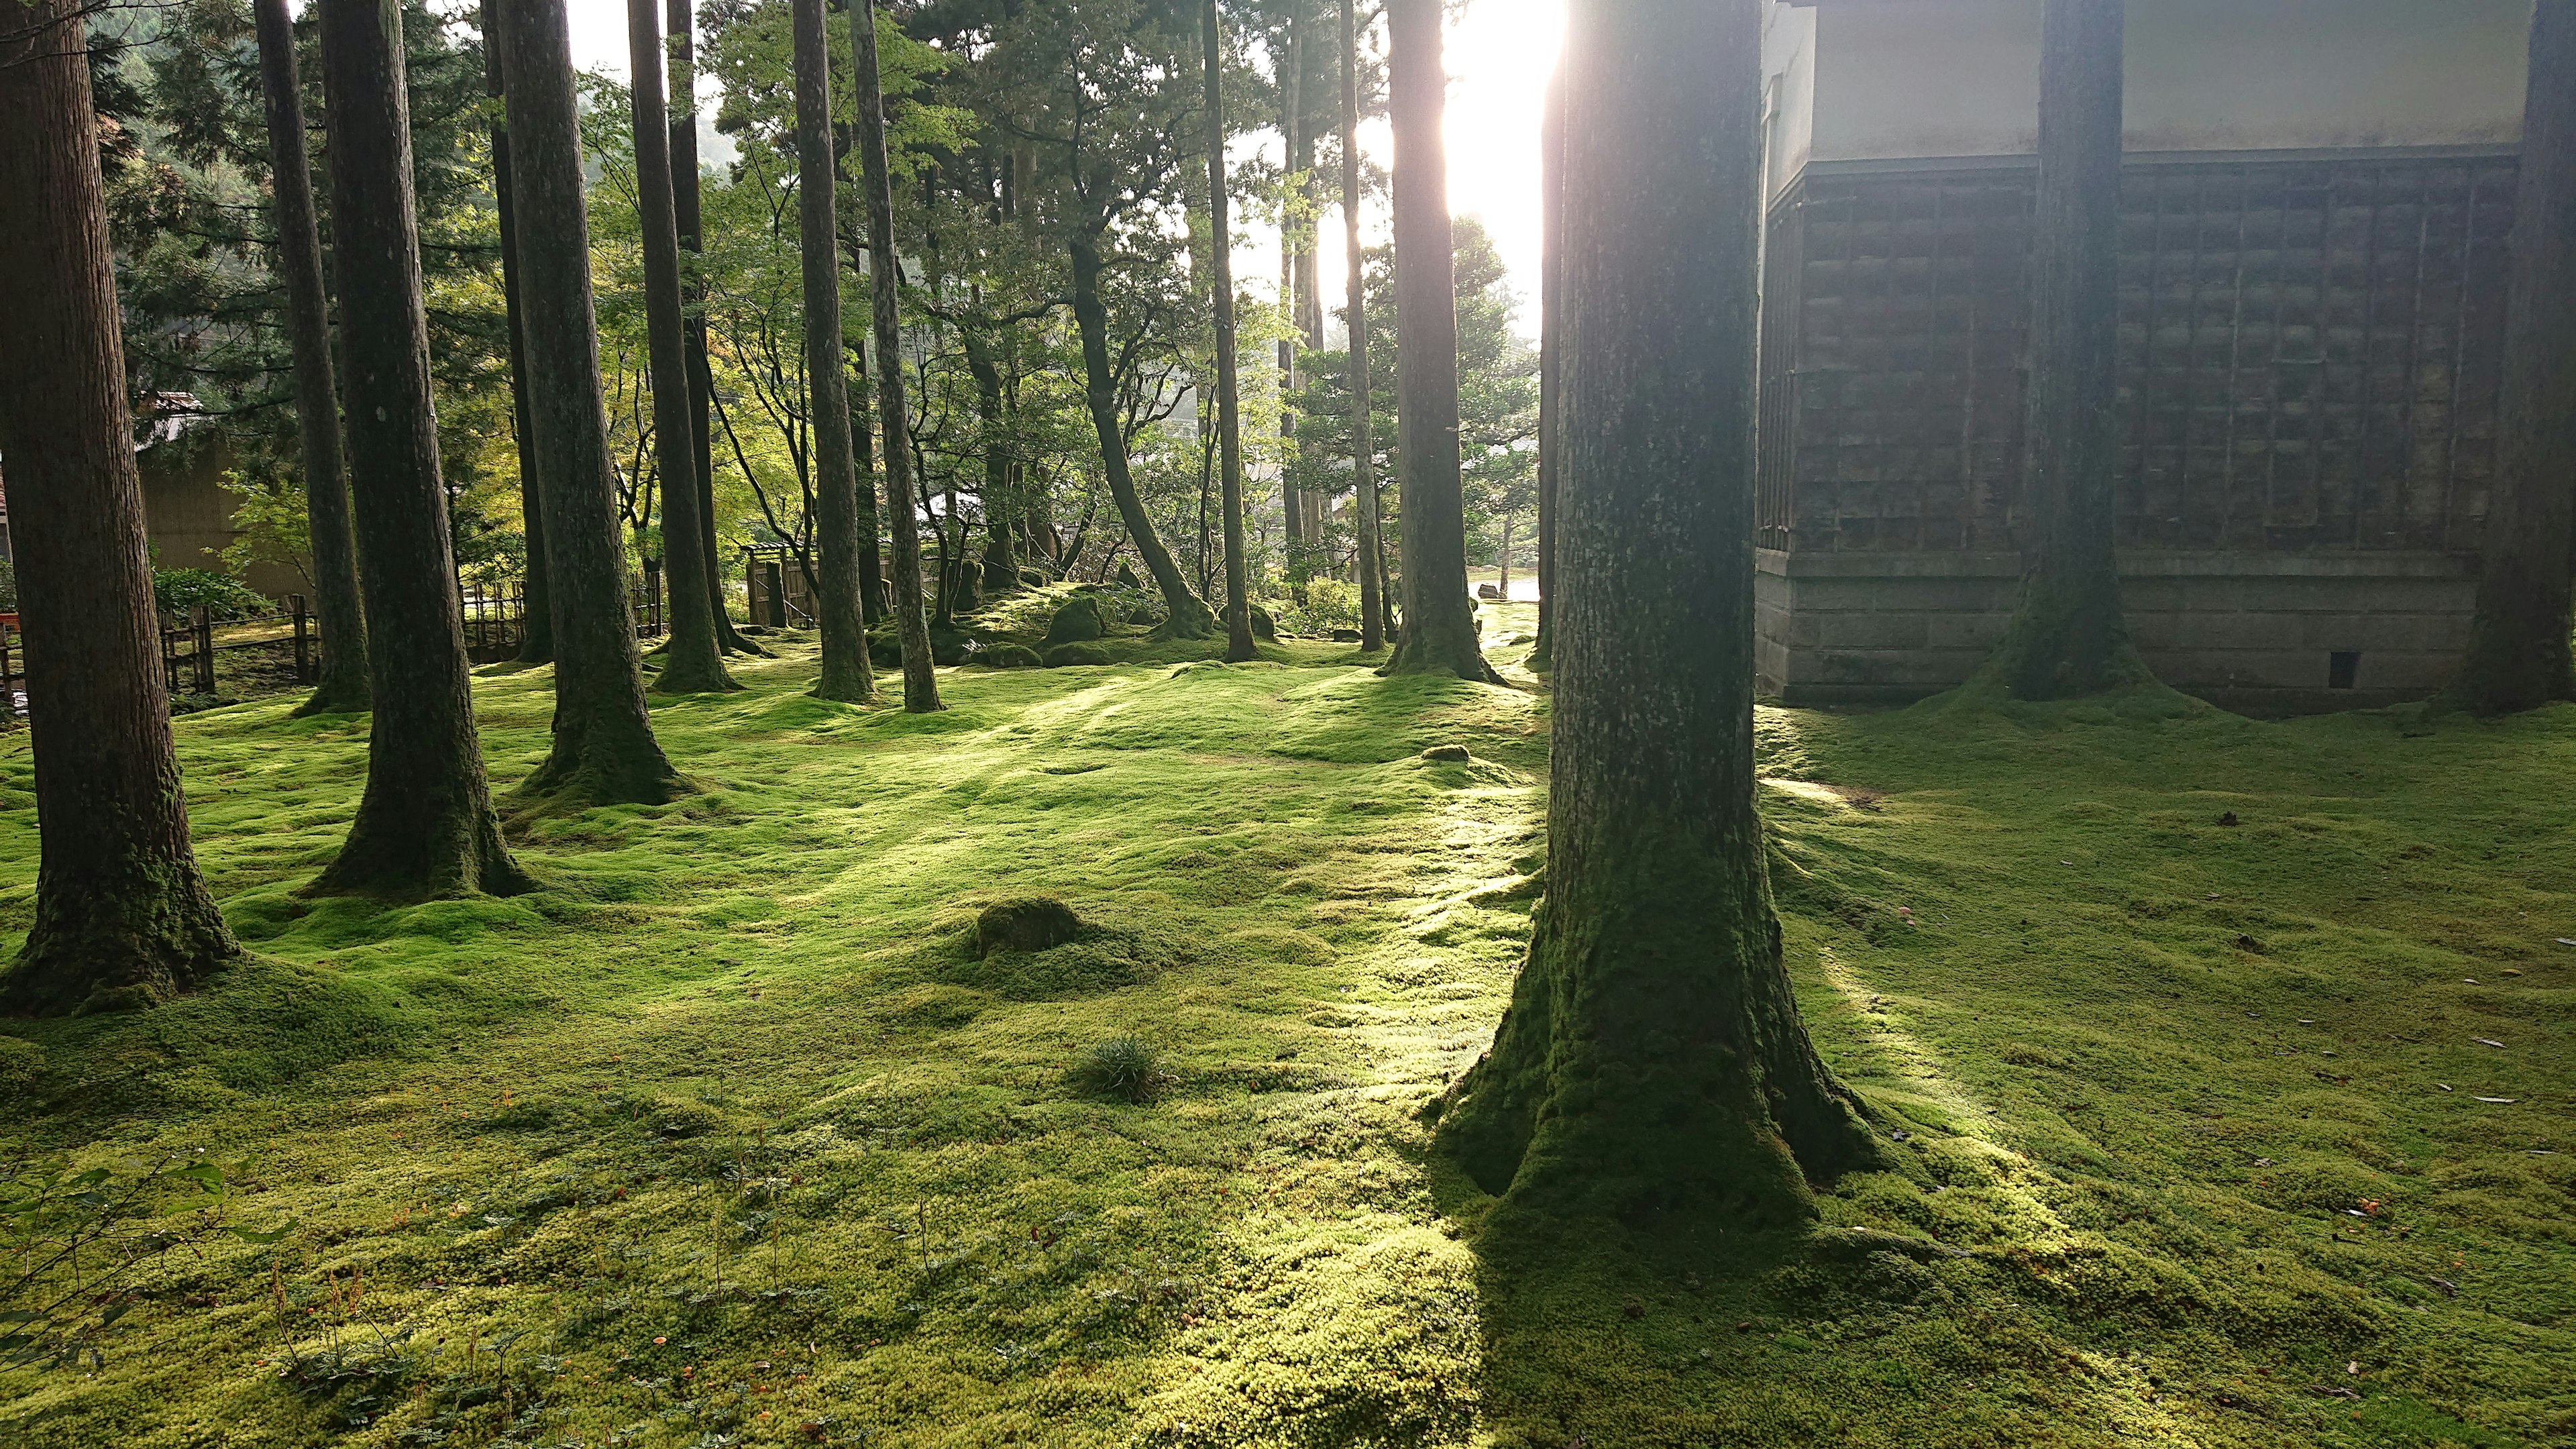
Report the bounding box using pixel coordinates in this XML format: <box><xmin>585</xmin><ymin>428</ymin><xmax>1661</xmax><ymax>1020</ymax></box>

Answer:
<box><xmin>500</xmin><ymin>0</ymin><xmax>686</xmax><ymax>804</ymax></box>
<box><xmin>1985</xmin><ymin>0</ymin><xmax>2145</xmax><ymax>700</ymax></box>
<box><xmin>628</xmin><ymin>0</ymin><xmax>737</xmax><ymax>694</ymax></box>
<box><xmin>1340</xmin><ymin>0</ymin><xmax>1385</xmax><ymax>653</ymax></box>
<box><xmin>1529</xmin><ymin>71</ymin><xmax>1562</xmax><ymax>674</ymax></box>
<box><xmin>790</xmin><ymin>0</ymin><xmax>876</xmax><ymax>701</ymax></box>
<box><xmin>838</xmin><ymin>15</ymin><xmax>890</xmax><ymax>628</ymax></box>
<box><xmin>1203</xmin><ymin>0</ymin><xmax>1257</xmax><ymax>661</ymax></box>
<box><xmin>853</xmin><ymin>0</ymin><xmax>943</xmax><ymax>708</ymax></box>
<box><xmin>254</xmin><ymin>0</ymin><xmax>371</xmax><ymax>716</ymax></box>
<box><xmin>0</xmin><ymin>0</ymin><xmax>238</xmax><ymax>1014</ymax></box>
<box><xmin>1380</xmin><ymin>0</ymin><xmax>1496</xmax><ymax>682</ymax></box>
<box><xmin>1069</xmin><ymin>234</ymin><xmax>1221</xmax><ymax>639</ymax></box>
<box><xmin>307</xmin><ymin>0</ymin><xmax>529</xmax><ymax>896</ymax></box>
<box><xmin>2457</xmin><ymin>1</ymin><xmax>2576</xmax><ymax>714</ymax></box>
<box><xmin>669</xmin><ymin>0</ymin><xmax>759</xmax><ymax>657</ymax></box>
<box><xmin>1434</xmin><ymin>0</ymin><xmax>1878</xmax><ymax>1225</ymax></box>
<box><xmin>482</xmin><ymin>0</ymin><xmax>552</xmax><ymax>665</ymax></box>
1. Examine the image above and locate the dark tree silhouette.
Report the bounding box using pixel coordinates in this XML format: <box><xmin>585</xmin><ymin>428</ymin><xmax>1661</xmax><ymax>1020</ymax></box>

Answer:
<box><xmin>2455</xmin><ymin>0</ymin><xmax>2576</xmax><ymax>714</ymax></box>
<box><xmin>854</xmin><ymin>0</ymin><xmax>943</xmax><ymax>708</ymax></box>
<box><xmin>1434</xmin><ymin>0</ymin><xmax>1878</xmax><ymax>1224</ymax></box>
<box><xmin>0</xmin><ymin>0</ymin><xmax>238</xmax><ymax>1013</ymax></box>
<box><xmin>500</xmin><ymin>0</ymin><xmax>685</xmax><ymax>804</ymax></box>
<box><xmin>628</xmin><ymin>0</ymin><xmax>739</xmax><ymax>694</ymax></box>
<box><xmin>482</xmin><ymin>0</ymin><xmax>553</xmax><ymax>665</ymax></box>
<box><xmin>308</xmin><ymin>0</ymin><xmax>527</xmax><ymax>897</ymax></box>
<box><xmin>1202</xmin><ymin>0</ymin><xmax>1256</xmax><ymax>662</ymax></box>
<box><xmin>1340</xmin><ymin>0</ymin><xmax>1386</xmax><ymax>653</ymax></box>
<box><xmin>1380</xmin><ymin>0</ymin><xmax>1495</xmax><ymax>682</ymax></box>
<box><xmin>253</xmin><ymin>0</ymin><xmax>370</xmax><ymax>716</ymax></box>
<box><xmin>791</xmin><ymin>0</ymin><xmax>877</xmax><ymax>702</ymax></box>
<box><xmin>1984</xmin><ymin>0</ymin><xmax>2146</xmax><ymax>699</ymax></box>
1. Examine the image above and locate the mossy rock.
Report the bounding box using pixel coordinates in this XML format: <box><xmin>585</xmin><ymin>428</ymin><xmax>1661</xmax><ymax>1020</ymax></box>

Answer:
<box><xmin>974</xmin><ymin>896</ymin><xmax>1085</xmax><ymax>957</ymax></box>
<box><xmin>1250</xmin><ymin>606</ymin><xmax>1278</xmax><ymax>641</ymax></box>
<box><xmin>645</xmin><ymin>1096</ymin><xmax>733</xmax><ymax>1140</ymax></box>
<box><xmin>930</xmin><ymin>629</ymin><xmax>975</xmax><ymax>666</ymax></box>
<box><xmin>973</xmin><ymin>643</ymin><xmax>1042</xmax><ymax>669</ymax></box>
<box><xmin>1045</xmin><ymin>597</ymin><xmax>1109</xmax><ymax>645</ymax></box>
<box><xmin>1044</xmin><ymin>641</ymin><xmax>1114</xmax><ymax>667</ymax></box>
<box><xmin>868</xmin><ymin>633</ymin><xmax>902</xmax><ymax>668</ymax></box>
<box><xmin>1126</xmin><ymin>605</ymin><xmax>1161</xmax><ymax>627</ymax></box>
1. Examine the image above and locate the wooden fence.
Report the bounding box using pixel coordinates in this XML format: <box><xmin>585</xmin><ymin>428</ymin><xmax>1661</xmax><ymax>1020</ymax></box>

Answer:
<box><xmin>461</xmin><ymin>570</ymin><xmax>666</xmax><ymax>663</ymax></box>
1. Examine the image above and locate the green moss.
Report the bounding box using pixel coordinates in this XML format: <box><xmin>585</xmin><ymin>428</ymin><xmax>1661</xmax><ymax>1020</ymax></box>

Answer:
<box><xmin>0</xmin><ymin>614</ymin><xmax>2569</xmax><ymax>1446</ymax></box>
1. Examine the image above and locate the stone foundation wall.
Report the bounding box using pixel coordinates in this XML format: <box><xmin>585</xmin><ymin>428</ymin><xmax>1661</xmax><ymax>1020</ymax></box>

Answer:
<box><xmin>1756</xmin><ymin>547</ymin><xmax>2477</xmax><ymax>715</ymax></box>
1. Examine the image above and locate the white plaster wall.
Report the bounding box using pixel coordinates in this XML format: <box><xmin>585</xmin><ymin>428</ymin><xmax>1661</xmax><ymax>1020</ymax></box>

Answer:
<box><xmin>1792</xmin><ymin>0</ymin><xmax>2527</xmax><ymax>165</ymax></box>
<box><xmin>1762</xmin><ymin>3</ymin><xmax>1819</xmax><ymax>201</ymax></box>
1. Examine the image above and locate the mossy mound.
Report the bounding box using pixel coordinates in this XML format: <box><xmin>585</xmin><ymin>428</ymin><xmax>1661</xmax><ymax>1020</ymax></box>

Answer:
<box><xmin>973</xmin><ymin>896</ymin><xmax>1085</xmax><ymax>957</ymax></box>
<box><xmin>971</xmin><ymin>643</ymin><xmax>1042</xmax><ymax>669</ymax></box>
<box><xmin>1044</xmin><ymin>641</ymin><xmax>1114</xmax><ymax>667</ymax></box>
<box><xmin>1044</xmin><ymin>596</ymin><xmax>1110</xmax><ymax>645</ymax></box>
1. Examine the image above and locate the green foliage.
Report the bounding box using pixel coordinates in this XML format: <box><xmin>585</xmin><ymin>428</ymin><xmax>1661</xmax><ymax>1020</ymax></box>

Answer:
<box><xmin>150</xmin><ymin>568</ymin><xmax>268</xmax><ymax>622</ymax></box>
<box><xmin>1068</xmin><ymin>1036</ymin><xmax>1165</xmax><ymax>1105</ymax></box>
<box><xmin>217</xmin><ymin>473</ymin><xmax>311</xmax><ymax>591</ymax></box>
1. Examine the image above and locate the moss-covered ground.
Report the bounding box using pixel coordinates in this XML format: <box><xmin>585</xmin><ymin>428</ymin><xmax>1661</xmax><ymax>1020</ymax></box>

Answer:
<box><xmin>1</xmin><ymin>596</ymin><xmax>2569</xmax><ymax>1448</ymax></box>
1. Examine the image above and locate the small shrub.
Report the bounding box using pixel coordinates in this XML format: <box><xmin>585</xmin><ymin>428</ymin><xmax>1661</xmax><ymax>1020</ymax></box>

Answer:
<box><xmin>1265</xmin><ymin>579</ymin><xmax>1360</xmax><ymax>637</ymax></box>
<box><xmin>1069</xmin><ymin>1036</ymin><xmax>1165</xmax><ymax>1104</ymax></box>
<box><xmin>152</xmin><ymin>568</ymin><xmax>269</xmax><ymax>622</ymax></box>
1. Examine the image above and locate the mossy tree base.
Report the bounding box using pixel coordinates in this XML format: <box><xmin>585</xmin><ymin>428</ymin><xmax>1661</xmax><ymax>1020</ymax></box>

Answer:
<box><xmin>1984</xmin><ymin>569</ymin><xmax>2153</xmax><ymax>702</ymax></box>
<box><xmin>513</xmin><ymin>724</ymin><xmax>689</xmax><ymax>811</ymax></box>
<box><xmin>290</xmin><ymin>679</ymin><xmax>373</xmax><ymax>717</ymax></box>
<box><xmin>0</xmin><ymin>875</ymin><xmax>237</xmax><ymax>1017</ymax></box>
<box><xmin>654</xmin><ymin>657</ymin><xmax>745</xmax><ymax>696</ymax></box>
<box><xmin>305</xmin><ymin>805</ymin><xmax>533</xmax><ymax>903</ymax></box>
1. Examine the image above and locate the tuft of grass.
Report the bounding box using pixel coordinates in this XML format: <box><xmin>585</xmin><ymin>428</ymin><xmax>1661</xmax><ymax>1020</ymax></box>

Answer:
<box><xmin>1067</xmin><ymin>1035</ymin><xmax>1165</xmax><ymax>1104</ymax></box>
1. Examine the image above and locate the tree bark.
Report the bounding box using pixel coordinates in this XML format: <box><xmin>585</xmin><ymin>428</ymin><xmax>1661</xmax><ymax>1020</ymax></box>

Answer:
<box><xmin>254</xmin><ymin>0</ymin><xmax>370</xmax><ymax>716</ymax></box>
<box><xmin>500</xmin><ymin>0</ymin><xmax>686</xmax><ymax>803</ymax></box>
<box><xmin>963</xmin><ymin>331</ymin><xmax>1020</xmax><ymax>594</ymax></box>
<box><xmin>0</xmin><ymin>0</ymin><xmax>238</xmax><ymax>1014</ymax></box>
<box><xmin>628</xmin><ymin>0</ymin><xmax>737</xmax><ymax>694</ymax></box>
<box><xmin>482</xmin><ymin>0</ymin><xmax>553</xmax><ymax>665</ymax></box>
<box><xmin>1203</xmin><ymin>0</ymin><xmax>1257</xmax><ymax>662</ymax></box>
<box><xmin>307</xmin><ymin>0</ymin><xmax>529</xmax><ymax>896</ymax></box>
<box><xmin>2457</xmin><ymin>1</ymin><xmax>2576</xmax><ymax>714</ymax></box>
<box><xmin>1529</xmin><ymin>70</ymin><xmax>1562</xmax><ymax>674</ymax></box>
<box><xmin>1985</xmin><ymin>0</ymin><xmax>2145</xmax><ymax>700</ymax></box>
<box><xmin>1278</xmin><ymin>0</ymin><xmax>1307</xmax><ymax>584</ymax></box>
<box><xmin>790</xmin><ymin>0</ymin><xmax>876</xmax><ymax>701</ymax></box>
<box><xmin>669</xmin><ymin>0</ymin><xmax>759</xmax><ymax>657</ymax></box>
<box><xmin>1380</xmin><ymin>0</ymin><xmax>1495</xmax><ymax>682</ymax></box>
<box><xmin>853</xmin><ymin>0</ymin><xmax>943</xmax><ymax>709</ymax></box>
<box><xmin>839</xmin><ymin>12</ymin><xmax>890</xmax><ymax>628</ymax></box>
<box><xmin>1434</xmin><ymin>0</ymin><xmax>1878</xmax><ymax>1224</ymax></box>
<box><xmin>1340</xmin><ymin>0</ymin><xmax>1385</xmax><ymax>653</ymax></box>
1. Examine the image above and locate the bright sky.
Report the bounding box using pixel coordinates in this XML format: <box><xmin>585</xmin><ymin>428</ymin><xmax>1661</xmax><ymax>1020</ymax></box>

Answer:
<box><xmin>567</xmin><ymin>0</ymin><xmax>1566</xmax><ymax>337</ymax></box>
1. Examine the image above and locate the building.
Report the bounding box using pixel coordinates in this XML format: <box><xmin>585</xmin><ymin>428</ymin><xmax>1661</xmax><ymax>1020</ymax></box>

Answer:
<box><xmin>0</xmin><ymin>401</ymin><xmax>303</xmax><ymax>601</ymax></box>
<box><xmin>1754</xmin><ymin>0</ymin><xmax>2532</xmax><ymax>713</ymax></box>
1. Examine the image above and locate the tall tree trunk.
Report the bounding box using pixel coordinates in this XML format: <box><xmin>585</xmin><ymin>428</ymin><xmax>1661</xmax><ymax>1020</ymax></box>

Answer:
<box><xmin>1529</xmin><ymin>70</ymin><xmax>1562</xmax><ymax>674</ymax></box>
<box><xmin>0</xmin><ymin>0</ymin><xmax>238</xmax><ymax>1014</ymax></box>
<box><xmin>839</xmin><ymin>13</ymin><xmax>890</xmax><ymax>627</ymax></box>
<box><xmin>2457</xmin><ymin>1</ymin><xmax>2576</xmax><ymax>714</ymax></box>
<box><xmin>669</xmin><ymin>0</ymin><xmax>759</xmax><ymax>657</ymax></box>
<box><xmin>1278</xmin><ymin>0</ymin><xmax>1307</xmax><ymax>585</ymax></box>
<box><xmin>307</xmin><ymin>0</ymin><xmax>529</xmax><ymax>896</ymax></box>
<box><xmin>501</xmin><ymin>0</ymin><xmax>686</xmax><ymax>802</ymax></box>
<box><xmin>1381</xmin><ymin>0</ymin><xmax>1496</xmax><ymax>682</ymax></box>
<box><xmin>790</xmin><ymin>0</ymin><xmax>875</xmax><ymax>701</ymax></box>
<box><xmin>963</xmin><ymin>331</ymin><xmax>1020</xmax><ymax>594</ymax></box>
<box><xmin>1434</xmin><ymin>0</ymin><xmax>1878</xmax><ymax>1223</ymax></box>
<box><xmin>628</xmin><ymin>0</ymin><xmax>737</xmax><ymax>694</ymax></box>
<box><xmin>1497</xmin><ymin>515</ymin><xmax>1511</xmax><ymax>594</ymax></box>
<box><xmin>1341</xmin><ymin>0</ymin><xmax>1385</xmax><ymax>653</ymax></box>
<box><xmin>482</xmin><ymin>0</ymin><xmax>552</xmax><ymax>665</ymax></box>
<box><xmin>1069</xmin><ymin>233</ymin><xmax>1221</xmax><ymax>639</ymax></box>
<box><xmin>254</xmin><ymin>0</ymin><xmax>370</xmax><ymax>716</ymax></box>
<box><xmin>1203</xmin><ymin>0</ymin><xmax>1257</xmax><ymax>661</ymax></box>
<box><xmin>853</xmin><ymin>0</ymin><xmax>943</xmax><ymax>708</ymax></box>
<box><xmin>1985</xmin><ymin>0</ymin><xmax>2144</xmax><ymax>699</ymax></box>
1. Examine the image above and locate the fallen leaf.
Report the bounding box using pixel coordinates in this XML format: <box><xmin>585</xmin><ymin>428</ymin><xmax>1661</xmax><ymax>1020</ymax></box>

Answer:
<box><xmin>2473</xmin><ymin>1038</ymin><xmax>2505</xmax><ymax>1048</ymax></box>
<box><xmin>2437</xmin><ymin>1082</ymin><xmax>2453</xmax><ymax>1091</ymax></box>
<box><xmin>2474</xmin><ymin>1097</ymin><xmax>2517</xmax><ymax>1104</ymax></box>
<box><xmin>2427</xmin><ymin>1275</ymin><xmax>2457</xmax><ymax>1297</ymax></box>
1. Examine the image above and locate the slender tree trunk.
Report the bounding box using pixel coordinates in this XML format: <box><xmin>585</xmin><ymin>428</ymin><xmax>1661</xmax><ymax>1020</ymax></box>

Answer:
<box><xmin>1342</xmin><ymin>0</ymin><xmax>1385</xmax><ymax>653</ymax></box>
<box><xmin>839</xmin><ymin>14</ymin><xmax>890</xmax><ymax>628</ymax></box>
<box><xmin>1203</xmin><ymin>0</ymin><xmax>1257</xmax><ymax>661</ymax></box>
<box><xmin>482</xmin><ymin>0</ymin><xmax>552</xmax><ymax>665</ymax></box>
<box><xmin>0</xmin><ymin>0</ymin><xmax>237</xmax><ymax>1013</ymax></box>
<box><xmin>669</xmin><ymin>0</ymin><xmax>758</xmax><ymax>657</ymax></box>
<box><xmin>2457</xmin><ymin>1</ymin><xmax>2576</xmax><ymax>714</ymax></box>
<box><xmin>1069</xmin><ymin>233</ymin><xmax>1221</xmax><ymax>639</ymax></box>
<box><xmin>307</xmin><ymin>0</ymin><xmax>529</xmax><ymax>896</ymax></box>
<box><xmin>253</xmin><ymin>0</ymin><xmax>370</xmax><ymax>716</ymax></box>
<box><xmin>1279</xmin><ymin>1</ymin><xmax>1307</xmax><ymax>586</ymax></box>
<box><xmin>853</xmin><ymin>0</ymin><xmax>943</xmax><ymax>708</ymax></box>
<box><xmin>628</xmin><ymin>0</ymin><xmax>737</xmax><ymax>694</ymax></box>
<box><xmin>1381</xmin><ymin>0</ymin><xmax>1496</xmax><ymax>682</ymax></box>
<box><xmin>1529</xmin><ymin>70</ymin><xmax>1562</xmax><ymax>674</ymax></box>
<box><xmin>1986</xmin><ymin>0</ymin><xmax>2145</xmax><ymax>700</ymax></box>
<box><xmin>790</xmin><ymin>0</ymin><xmax>875</xmax><ymax>701</ymax></box>
<box><xmin>1497</xmin><ymin>515</ymin><xmax>1511</xmax><ymax>594</ymax></box>
<box><xmin>502</xmin><ymin>0</ymin><xmax>686</xmax><ymax>802</ymax></box>
<box><xmin>1435</xmin><ymin>0</ymin><xmax>1878</xmax><ymax>1224</ymax></box>
<box><xmin>963</xmin><ymin>332</ymin><xmax>1020</xmax><ymax>594</ymax></box>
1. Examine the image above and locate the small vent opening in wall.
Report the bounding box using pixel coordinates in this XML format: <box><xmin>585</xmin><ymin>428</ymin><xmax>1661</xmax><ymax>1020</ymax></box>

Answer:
<box><xmin>2328</xmin><ymin>651</ymin><xmax>2361</xmax><ymax>690</ymax></box>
